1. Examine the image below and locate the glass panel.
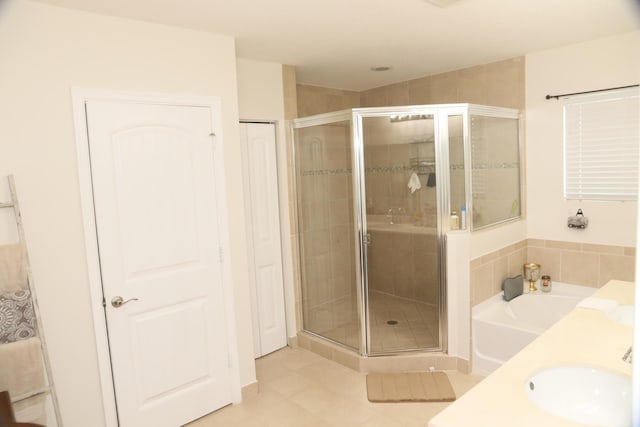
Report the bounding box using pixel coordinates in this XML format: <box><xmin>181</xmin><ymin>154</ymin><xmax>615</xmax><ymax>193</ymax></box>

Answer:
<box><xmin>448</xmin><ymin>115</ymin><xmax>466</xmax><ymax>229</ymax></box>
<box><xmin>294</xmin><ymin>120</ymin><xmax>360</xmax><ymax>351</ymax></box>
<box><xmin>470</xmin><ymin>115</ymin><xmax>521</xmax><ymax>229</ymax></box>
<box><xmin>362</xmin><ymin>114</ymin><xmax>440</xmax><ymax>353</ymax></box>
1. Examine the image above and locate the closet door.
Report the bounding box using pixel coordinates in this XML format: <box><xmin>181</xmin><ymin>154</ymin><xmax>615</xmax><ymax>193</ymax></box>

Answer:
<box><xmin>241</xmin><ymin>122</ymin><xmax>287</xmax><ymax>357</ymax></box>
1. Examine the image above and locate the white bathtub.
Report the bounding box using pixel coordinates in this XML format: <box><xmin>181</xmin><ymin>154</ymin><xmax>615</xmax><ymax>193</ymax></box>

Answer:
<box><xmin>471</xmin><ymin>282</ymin><xmax>595</xmax><ymax>376</ymax></box>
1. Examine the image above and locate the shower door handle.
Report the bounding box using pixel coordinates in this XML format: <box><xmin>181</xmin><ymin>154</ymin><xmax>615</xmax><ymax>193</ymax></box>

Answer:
<box><xmin>363</xmin><ymin>233</ymin><xmax>371</xmax><ymax>245</ymax></box>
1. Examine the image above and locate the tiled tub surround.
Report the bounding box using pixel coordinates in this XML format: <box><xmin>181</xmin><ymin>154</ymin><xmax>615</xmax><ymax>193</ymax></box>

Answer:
<box><xmin>470</xmin><ymin>239</ymin><xmax>636</xmax><ymax>307</ymax></box>
<box><xmin>526</xmin><ymin>239</ymin><xmax>636</xmax><ymax>289</ymax></box>
<box><xmin>469</xmin><ymin>240</ymin><xmax>527</xmax><ymax>306</ymax></box>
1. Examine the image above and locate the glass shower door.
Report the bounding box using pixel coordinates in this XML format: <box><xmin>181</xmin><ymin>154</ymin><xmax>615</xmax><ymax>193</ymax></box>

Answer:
<box><xmin>358</xmin><ymin>111</ymin><xmax>441</xmax><ymax>354</ymax></box>
<box><xmin>294</xmin><ymin>117</ymin><xmax>361</xmax><ymax>351</ymax></box>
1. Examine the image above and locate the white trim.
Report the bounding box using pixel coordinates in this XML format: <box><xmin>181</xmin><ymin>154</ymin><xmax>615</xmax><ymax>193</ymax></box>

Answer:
<box><xmin>71</xmin><ymin>88</ymin><xmax>242</xmax><ymax>425</ymax></box>
<box><xmin>239</xmin><ymin>122</ymin><xmax>261</xmax><ymax>358</ymax></box>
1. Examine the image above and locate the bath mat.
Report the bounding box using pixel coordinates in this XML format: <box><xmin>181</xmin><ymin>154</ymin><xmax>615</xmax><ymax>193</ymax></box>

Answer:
<box><xmin>366</xmin><ymin>372</ymin><xmax>456</xmax><ymax>403</ymax></box>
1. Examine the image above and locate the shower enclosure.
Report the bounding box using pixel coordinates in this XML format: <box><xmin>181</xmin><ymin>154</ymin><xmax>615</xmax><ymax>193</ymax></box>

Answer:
<box><xmin>293</xmin><ymin>104</ymin><xmax>520</xmax><ymax>356</ymax></box>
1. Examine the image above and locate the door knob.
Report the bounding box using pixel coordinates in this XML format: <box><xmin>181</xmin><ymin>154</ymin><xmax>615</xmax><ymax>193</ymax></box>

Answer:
<box><xmin>111</xmin><ymin>296</ymin><xmax>139</xmax><ymax>308</ymax></box>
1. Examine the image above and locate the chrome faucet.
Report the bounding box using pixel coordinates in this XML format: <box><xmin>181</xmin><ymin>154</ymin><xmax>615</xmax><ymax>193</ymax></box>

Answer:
<box><xmin>387</xmin><ymin>208</ymin><xmax>395</xmax><ymax>224</ymax></box>
<box><xmin>622</xmin><ymin>346</ymin><xmax>632</xmax><ymax>364</ymax></box>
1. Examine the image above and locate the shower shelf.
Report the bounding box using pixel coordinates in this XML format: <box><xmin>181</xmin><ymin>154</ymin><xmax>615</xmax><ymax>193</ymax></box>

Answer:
<box><xmin>410</xmin><ymin>158</ymin><xmax>434</xmax><ymax>176</ymax></box>
<box><xmin>410</xmin><ymin>157</ymin><xmax>435</xmax><ymax>169</ymax></box>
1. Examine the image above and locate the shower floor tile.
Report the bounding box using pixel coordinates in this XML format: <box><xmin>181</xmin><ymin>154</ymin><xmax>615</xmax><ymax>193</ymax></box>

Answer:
<box><xmin>305</xmin><ymin>291</ymin><xmax>440</xmax><ymax>353</ymax></box>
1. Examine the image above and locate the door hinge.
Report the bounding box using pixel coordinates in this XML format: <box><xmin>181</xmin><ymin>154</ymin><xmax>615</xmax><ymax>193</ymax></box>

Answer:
<box><xmin>101</xmin><ymin>297</ymin><xmax>106</xmax><ymax>308</ymax></box>
<box><xmin>219</xmin><ymin>247</ymin><xmax>224</xmax><ymax>263</ymax></box>
<box><xmin>364</xmin><ymin>233</ymin><xmax>372</xmax><ymax>245</ymax></box>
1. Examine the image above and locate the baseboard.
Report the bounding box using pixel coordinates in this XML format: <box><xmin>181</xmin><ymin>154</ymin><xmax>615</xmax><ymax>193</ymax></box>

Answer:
<box><xmin>241</xmin><ymin>381</ymin><xmax>259</xmax><ymax>400</ymax></box>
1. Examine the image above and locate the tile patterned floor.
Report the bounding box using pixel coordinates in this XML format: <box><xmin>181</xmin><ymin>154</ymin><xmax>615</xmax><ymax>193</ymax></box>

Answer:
<box><xmin>186</xmin><ymin>347</ymin><xmax>483</xmax><ymax>427</ymax></box>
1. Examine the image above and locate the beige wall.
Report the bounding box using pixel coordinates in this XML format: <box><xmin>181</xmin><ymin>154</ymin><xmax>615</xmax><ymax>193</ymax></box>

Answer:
<box><xmin>0</xmin><ymin>2</ymin><xmax>254</xmax><ymax>426</ymax></box>
<box><xmin>525</xmin><ymin>31</ymin><xmax>640</xmax><ymax>247</ymax></box>
<box><xmin>235</xmin><ymin>58</ymin><xmax>298</xmax><ymax>339</ymax></box>
<box><xmin>236</xmin><ymin>58</ymin><xmax>285</xmax><ymax>121</ymax></box>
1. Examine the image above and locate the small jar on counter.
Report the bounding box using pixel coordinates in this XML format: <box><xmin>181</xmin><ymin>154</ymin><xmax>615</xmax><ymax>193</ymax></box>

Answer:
<box><xmin>541</xmin><ymin>275</ymin><xmax>552</xmax><ymax>292</ymax></box>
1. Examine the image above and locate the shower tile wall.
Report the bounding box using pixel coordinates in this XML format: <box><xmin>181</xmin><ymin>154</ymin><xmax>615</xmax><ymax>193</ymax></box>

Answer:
<box><xmin>359</xmin><ymin>57</ymin><xmax>524</xmax><ymax>110</ymax></box>
<box><xmin>364</xmin><ymin>144</ymin><xmax>437</xmax><ymax>218</ymax></box>
<box><xmin>368</xmin><ymin>229</ymin><xmax>438</xmax><ymax>304</ymax></box>
<box><xmin>296</xmin><ymin>58</ymin><xmax>525</xmax><ymax>117</ymax></box>
<box><xmin>362</xmin><ymin>116</ymin><xmax>438</xmax><ymax>308</ymax></box>
<box><xmin>296</xmin><ymin>84</ymin><xmax>360</xmax><ymax>117</ymax></box>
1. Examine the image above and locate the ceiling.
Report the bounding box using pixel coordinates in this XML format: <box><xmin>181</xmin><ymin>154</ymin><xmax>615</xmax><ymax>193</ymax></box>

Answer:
<box><xmin>36</xmin><ymin>0</ymin><xmax>639</xmax><ymax>91</ymax></box>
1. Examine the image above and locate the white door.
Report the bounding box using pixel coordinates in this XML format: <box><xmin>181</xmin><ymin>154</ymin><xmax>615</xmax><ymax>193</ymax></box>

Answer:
<box><xmin>240</xmin><ymin>122</ymin><xmax>287</xmax><ymax>357</ymax></box>
<box><xmin>86</xmin><ymin>100</ymin><xmax>233</xmax><ymax>427</ymax></box>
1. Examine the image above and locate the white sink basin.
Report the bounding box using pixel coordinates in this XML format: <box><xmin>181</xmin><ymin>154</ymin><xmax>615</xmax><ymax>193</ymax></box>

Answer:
<box><xmin>526</xmin><ymin>366</ymin><xmax>632</xmax><ymax>427</ymax></box>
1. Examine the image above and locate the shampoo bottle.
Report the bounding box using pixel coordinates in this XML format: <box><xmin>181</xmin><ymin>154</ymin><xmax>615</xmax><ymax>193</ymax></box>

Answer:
<box><xmin>450</xmin><ymin>211</ymin><xmax>459</xmax><ymax>230</ymax></box>
<box><xmin>460</xmin><ymin>205</ymin><xmax>466</xmax><ymax>230</ymax></box>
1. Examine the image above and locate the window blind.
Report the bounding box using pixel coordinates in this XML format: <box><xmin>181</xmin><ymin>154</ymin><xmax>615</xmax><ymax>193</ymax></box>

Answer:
<box><xmin>563</xmin><ymin>87</ymin><xmax>639</xmax><ymax>201</ymax></box>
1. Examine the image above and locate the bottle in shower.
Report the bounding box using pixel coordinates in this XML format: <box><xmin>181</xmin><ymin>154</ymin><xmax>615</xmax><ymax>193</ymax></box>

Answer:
<box><xmin>451</xmin><ymin>211</ymin><xmax>459</xmax><ymax>230</ymax></box>
<box><xmin>460</xmin><ymin>205</ymin><xmax>466</xmax><ymax>230</ymax></box>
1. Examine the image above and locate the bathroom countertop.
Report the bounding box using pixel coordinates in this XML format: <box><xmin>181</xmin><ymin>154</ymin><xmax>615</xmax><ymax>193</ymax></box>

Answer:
<box><xmin>429</xmin><ymin>279</ymin><xmax>635</xmax><ymax>427</ymax></box>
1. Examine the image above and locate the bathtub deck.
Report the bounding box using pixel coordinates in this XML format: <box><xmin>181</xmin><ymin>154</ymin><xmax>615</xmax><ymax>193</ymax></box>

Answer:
<box><xmin>430</xmin><ymin>280</ymin><xmax>634</xmax><ymax>427</ymax></box>
<box><xmin>471</xmin><ymin>282</ymin><xmax>595</xmax><ymax>375</ymax></box>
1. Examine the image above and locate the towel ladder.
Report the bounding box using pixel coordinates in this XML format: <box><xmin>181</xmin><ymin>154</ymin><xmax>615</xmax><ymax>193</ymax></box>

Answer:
<box><xmin>0</xmin><ymin>175</ymin><xmax>63</xmax><ymax>427</ymax></box>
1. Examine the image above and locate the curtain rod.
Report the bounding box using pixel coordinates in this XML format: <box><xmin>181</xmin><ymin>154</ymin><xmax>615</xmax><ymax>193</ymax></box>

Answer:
<box><xmin>545</xmin><ymin>84</ymin><xmax>639</xmax><ymax>100</ymax></box>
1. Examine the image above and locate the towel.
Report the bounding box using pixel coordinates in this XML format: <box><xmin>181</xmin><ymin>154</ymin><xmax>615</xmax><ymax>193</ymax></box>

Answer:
<box><xmin>13</xmin><ymin>393</ymin><xmax>47</xmax><ymax>425</ymax></box>
<box><xmin>408</xmin><ymin>172</ymin><xmax>422</xmax><ymax>194</ymax></box>
<box><xmin>576</xmin><ymin>297</ymin><xmax>619</xmax><ymax>314</ymax></box>
<box><xmin>0</xmin><ymin>337</ymin><xmax>46</xmax><ymax>401</ymax></box>
<box><xmin>0</xmin><ymin>244</ymin><xmax>27</xmax><ymax>293</ymax></box>
<box><xmin>427</xmin><ymin>172</ymin><xmax>436</xmax><ymax>187</ymax></box>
